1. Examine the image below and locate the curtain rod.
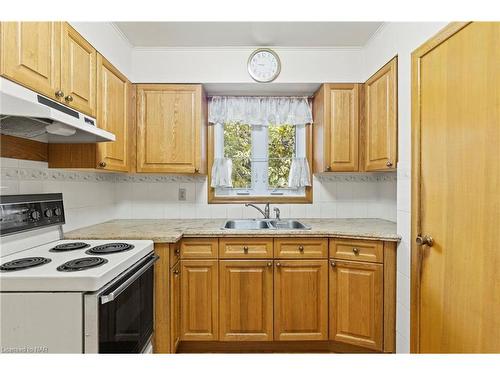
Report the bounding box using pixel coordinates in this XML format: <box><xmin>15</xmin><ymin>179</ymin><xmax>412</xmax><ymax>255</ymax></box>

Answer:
<box><xmin>206</xmin><ymin>95</ymin><xmax>313</xmax><ymax>99</ymax></box>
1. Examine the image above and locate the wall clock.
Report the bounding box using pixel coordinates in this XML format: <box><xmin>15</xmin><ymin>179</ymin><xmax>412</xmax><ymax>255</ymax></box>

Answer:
<box><xmin>247</xmin><ymin>48</ymin><xmax>281</xmax><ymax>83</ymax></box>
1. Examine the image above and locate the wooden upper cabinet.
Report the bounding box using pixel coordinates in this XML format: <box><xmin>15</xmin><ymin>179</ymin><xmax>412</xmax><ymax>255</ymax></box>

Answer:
<box><xmin>96</xmin><ymin>53</ymin><xmax>130</xmax><ymax>172</ymax></box>
<box><xmin>312</xmin><ymin>84</ymin><xmax>360</xmax><ymax>173</ymax></box>
<box><xmin>0</xmin><ymin>22</ymin><xmax>61</xmax><ymax>100</ymax></box>
<box><xmin>274</xmin><ymin>260</ymin><xmax>328</xmax><ymax>341</ymax></box>
<box><xmin>61</xmin><ymin>23</ymin><xmax>97</xmax><ymax>116</ymax></box>
<box><xmin>219</xmin><ymin>260</ymin><xmax>273</xmax><ymax>341</ymax></box>
<box><xmin>136</xmin><ymin>84</ymin><xmax>207</xmax><ymax>174</ymax></box>
<box><xmin>181</xmin><ymin>260</ymin><xmax>218</xmax><ymax>341</ymax></box>
<box><xmin>329</xmin><ymin>260</ymin><xmax>383</xmax><ymax>351</ymax></box>
<box><xmin>364</xmin><ymin>57</ymin><xmax>397</xmax><ymax>171</ymax></box>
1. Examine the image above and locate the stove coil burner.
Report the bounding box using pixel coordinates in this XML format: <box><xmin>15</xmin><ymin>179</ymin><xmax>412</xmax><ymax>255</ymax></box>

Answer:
<box><xmin>50</xmin><ymin>242</ymin><xmax>90</xmax><ymax>252</ymax></box>
<box><xmin>57</xmin><ymin>257</ymin><xmax>108</xmax><ymax>272</ymax></box>
<box><xmin>85</xmin><ymin>243</ymin><xmax>135</xmax><ymax>255</ymax></box>
<box><xmin>0</xmin><ymin>257</ymin><xmax>51</xmax><ymax>272</ymax></box>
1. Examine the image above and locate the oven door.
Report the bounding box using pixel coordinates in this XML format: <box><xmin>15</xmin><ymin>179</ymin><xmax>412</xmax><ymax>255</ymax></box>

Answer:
<box><xmin>96</xmin><ymin>253</ymin><xmax>157</xmax><ymax>353</ymax></box>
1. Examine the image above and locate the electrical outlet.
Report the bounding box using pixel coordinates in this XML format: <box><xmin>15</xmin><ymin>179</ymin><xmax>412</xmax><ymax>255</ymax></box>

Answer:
<box><xmin>178</xmin><ymin>188</ymin><xmax>187</xmax><ymax>201</ymax></box>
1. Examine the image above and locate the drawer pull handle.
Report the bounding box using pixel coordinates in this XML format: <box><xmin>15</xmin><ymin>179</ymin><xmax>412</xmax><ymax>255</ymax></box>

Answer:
<box><xmin>330</xmin><ymin>261</ymin><xmax>336</xmax><ymax>267</ymax></box>
<box><xmin>352</xmin><ymin>248</ymin><xmax>360</xmax><ymax>255</ymax></box>
<box><xmin>276</xmin><ymin>262</ymin><xmax>281</xmax><ymax>267</ymax></box>
<box><xmin>267</xmin><ymin>262</ymin><xmax>272</xmax><ymax>267</ymax></box>
<box><xmin>298</xmin><ymin>245</ymin><xmax>304</xmax><ymax>252</ymax></box>
<box><xmin>55</xmin><ymin>90</ymin><xmax>64</xmax><ymax>98</ymax></box>
<box><xmin>243</xmin><ymin>246</ymin><xmax>249</xmax><ymax>252</ymax></box>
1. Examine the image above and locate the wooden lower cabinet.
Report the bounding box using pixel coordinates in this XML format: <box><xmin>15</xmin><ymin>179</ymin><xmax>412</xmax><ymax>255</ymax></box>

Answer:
<box><xmin>180</xmin><ymin>259</ymin><xmax>218</xmax><ymax>341</ymax></box>
<box><xmin>329</xmin><ymin>259</ymin><xmax>383</xmax><ymax>351</ymax></box>
<box><xmin>170</xmin><ymin>261</ymin><xmax>181</xmax><ymax>352</ymax></box>
<box><xmin>274</xmin><ymin>260</ymin><xmax>329</xmax><ymax>341</ymax></box>
<box><xmin>219</xmin><ymin>260</ymin><xmax>274</xmax><ymax>341</ymax></box>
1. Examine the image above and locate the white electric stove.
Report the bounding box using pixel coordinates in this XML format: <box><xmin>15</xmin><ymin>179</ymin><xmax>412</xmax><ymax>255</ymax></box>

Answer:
<box><xmin>0</xmin><ymin>194</ymin><xmax>156</xmax><ymax>354</ymax></box>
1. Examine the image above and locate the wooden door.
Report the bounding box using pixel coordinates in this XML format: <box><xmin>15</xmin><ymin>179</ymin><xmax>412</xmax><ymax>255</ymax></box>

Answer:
<box><xmin>412</xmin><ymin>22</ymin><xmax>500</xmax><ymax>353</ymax></box>
<box><xmin>0</xmin><ymin>22</ymin><xmax>61</xmax><ymax>99</ymax></box>
<box><xmin>96</xmin><ymin>54</ymin><xmax>130</xmax><ymax>172</ymax></box>
<box><xmin>329</xmin><ymin>260</ymin><xmax>383</xmax><ymax>351</ymax></box>
<box><xmin>61</xmin><ymin>23</ymin><xmax>96</xmax><ymax>116</ymax></box>
<box><xmin>170</xmin><ymin>261</ymin><xmax>181</xmax><ymax>352</ymax></box>
<box><xmin>136</xmin><ymin>84</ymin><xmax>202</xmax><ymax>173</ymax></box>
<box><xmin>274</xmin><ymin>260</ymin><xmax>328</xmax><ymax>340</ymax></box>
<box><xmin>181</xmin><ymin>260</ymin><xmax>218</xmax><ymax>341</ymax></box>
<box><xmin>219</xmin><ymin>260</ymin><xmax>273</xmax><ymax>341</ymax></box>
<box><xmin>364</xmin><ymin>57</ymin><xmax>397</xmax><ymax>171</ymax></box>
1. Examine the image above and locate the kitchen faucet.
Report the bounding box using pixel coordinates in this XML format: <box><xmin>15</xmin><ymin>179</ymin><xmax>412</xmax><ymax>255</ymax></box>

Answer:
<box><xmin>245</xmin><ymin>203</ymin><xmax>270</xmax><ymax>219</ymax></box>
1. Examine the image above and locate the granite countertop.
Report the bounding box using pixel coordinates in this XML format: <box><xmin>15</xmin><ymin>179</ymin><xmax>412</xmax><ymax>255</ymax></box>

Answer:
<box><xmin>65</xmin><ymin>218</ymin><xmax>400</xmax><ymax>243</ymax></box>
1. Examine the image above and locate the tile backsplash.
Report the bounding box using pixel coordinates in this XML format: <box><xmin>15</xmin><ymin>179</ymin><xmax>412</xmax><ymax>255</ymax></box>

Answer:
<box><xmin>1</xmin><ymin>157</ymin><xmax>396</xmax><ymax>231</ymax></box>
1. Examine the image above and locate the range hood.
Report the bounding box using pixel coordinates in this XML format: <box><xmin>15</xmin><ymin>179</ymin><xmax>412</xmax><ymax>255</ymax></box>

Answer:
<box><xmin>0</xmin><ymin>78</ymin><xmax>115</xmax><ymax>143</ymax></box>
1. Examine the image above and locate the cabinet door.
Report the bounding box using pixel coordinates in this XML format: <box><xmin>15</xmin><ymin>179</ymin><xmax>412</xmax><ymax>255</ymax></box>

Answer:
<box><xmin>1</xmin><ymin>22</ymin><xmax>61</xmax><ymax>99</ymax></box>
<box><xmin>219</xmin><ymin>260</ymin><xmax>273</xmax><ymax>341</ymax></box>
<box><xmin>364</xmin><ymin>57</ymin><xmax>397</xmax><ymax>171</ymax></box>
<box><xmin>181</xmin><ymin>260</ymin><xmax>218</xmax><ymax>341</ymax></box>
<box><xmin>61</xmin><ymin>23</ymin><xmax>96</xmax><ymax>116</ymax></box>
<box><xmin>274</xmin><ymin>260</ymin><xmax>328</xmax><ymax>341</ymax></box>
<box><xmin>96</xmin><ymin>54</ymin><xmax>130</xmax><ymax>172</ymax></box>
<box><xmin>170</xmin><ymin>261</ymin><xmax>181</xmax><ymax>352</ymax></box>
<box><xmin>136</xmin><ymin>84</ymin><xmax>203</xmax><ymax>173</ymax></box>
<box><xmin>329</xmin><ymin>260</ymin><xmax>383</xmax><ymax>351</ymax></box>
<box><xmin>328</xmin><ymin>84</ymin><xmax>360</xmax><ymax>171</ymax></box>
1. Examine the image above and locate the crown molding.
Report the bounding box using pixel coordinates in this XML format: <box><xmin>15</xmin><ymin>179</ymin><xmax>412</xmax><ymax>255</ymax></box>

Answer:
<box><xmin>132</xmin><ymin>45</ymin><xmax>364</xmax><ymax>53</ymax></box>
<box><xmin>110</xmin><ymin>22</ymin><xmax>134</xmax><ymax>49</ymax></box>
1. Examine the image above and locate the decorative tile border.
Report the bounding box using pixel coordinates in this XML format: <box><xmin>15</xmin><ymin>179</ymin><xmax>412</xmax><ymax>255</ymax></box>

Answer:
<box><xmin>316</xmin><ymin>172</ymin><xmax>397</xmax><ymax>183</ymax></box>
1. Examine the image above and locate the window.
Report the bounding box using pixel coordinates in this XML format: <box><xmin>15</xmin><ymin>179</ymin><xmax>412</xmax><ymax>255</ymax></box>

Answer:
<box><xmin>213</xmin><ymin>122</ymin><xmax>308</xmax><ymax>198</ymax></box>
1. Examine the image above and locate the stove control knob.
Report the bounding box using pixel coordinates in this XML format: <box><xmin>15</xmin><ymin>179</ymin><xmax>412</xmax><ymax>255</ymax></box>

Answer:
<box><xmin>30</xmin><ymin>210</ymin><xmax>41</xmax><ymax>220</ymax></box>
<box><xmin>44</xmin><ymin>209</ymin><xmax>53</xmax><ymax>218</ymax></box>
<box><xmin>53</xmin><ymin>207</ymin><xmax>62</xmax><ymax>216</ymax></box>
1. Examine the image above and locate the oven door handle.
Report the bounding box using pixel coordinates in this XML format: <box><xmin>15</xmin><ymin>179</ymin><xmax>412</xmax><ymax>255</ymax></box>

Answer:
<box><xmin>100</xmin><ymin>255</ymin><xmax>159</xmax><ymax>304</ymax></box>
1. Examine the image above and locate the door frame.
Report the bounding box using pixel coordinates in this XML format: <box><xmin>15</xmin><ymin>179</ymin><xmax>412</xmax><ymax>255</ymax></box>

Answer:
<box><xmin>410</xmin><ymin>22</ymin><xmax>471</xmax><ymax>353</ymax></box>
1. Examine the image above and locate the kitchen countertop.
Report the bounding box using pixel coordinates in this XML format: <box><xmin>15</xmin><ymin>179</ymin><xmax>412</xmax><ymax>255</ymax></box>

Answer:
<box><xmin>65</xmin><ymin>218</ymin><xmax>400</xmax><ymax>243</ymax></box>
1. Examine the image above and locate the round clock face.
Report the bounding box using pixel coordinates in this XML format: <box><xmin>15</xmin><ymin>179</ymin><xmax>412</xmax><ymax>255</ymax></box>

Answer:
<box><xmin>247</xmin><ymin>48</ymin><xmax>281</xmax><ymax>83</ymax></box>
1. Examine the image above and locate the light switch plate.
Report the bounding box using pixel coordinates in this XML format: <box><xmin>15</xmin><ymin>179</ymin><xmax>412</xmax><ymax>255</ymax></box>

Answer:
<box><xmin>178</xmin><ymin>188</ymin><xmax>187</xmax><ymax>201</ymax></box>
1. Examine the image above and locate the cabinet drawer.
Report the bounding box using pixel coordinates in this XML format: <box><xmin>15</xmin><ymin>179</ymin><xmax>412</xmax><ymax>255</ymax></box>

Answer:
<box><xmin>330</xmin><ymin>239</ymin><xmax>383</xmax><ymax>263</ymax></box>
<box><xmin>274</xmin><ymin>238</ymin><xmax>328</xmax><ymax>258</ymax></box>
<box><xmin>181</xmin><ymin>238</ymin><xmax>218</xmax><ymax>258</ymax></box>
<box><xmin>170</xmin><ymin>242</ymin><xmax>181</xmax><ymax>266</ymax></box>
<box><xmin>219</xmin><ymin>238</ymin><xmax>273</xmax><ymax>258</ymax></box>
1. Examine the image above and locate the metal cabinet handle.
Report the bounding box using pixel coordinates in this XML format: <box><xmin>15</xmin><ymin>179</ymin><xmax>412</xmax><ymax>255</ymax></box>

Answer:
<box><xmin>173</xmin><ymin>269</ymin><xmax>179</xmax><ymax>275</ymax></box>
<box><xmin>298</xmin><ymin>245</ymin><xmax>304</xmax><ymax>252</ymax></box>
<box><xmin>194</xmin><ymin>168</ymin><xmax>199</xmax><ymax>173</ymax></box>
<box><xmin>267</xmin><ymin>262</ymin><xmax>272</xmax><ymax>267</ymax></box>
<box><xmin>352</xmin><ymin>247</ymin><xmax>359</xmax><ymax>255</ymax></box>
<box><xmin>326</xmin><ymin>166</ymin><xmax>332</xmax><ymax>172</ymax></box>
<box><xmin>55</xmin><ymin>90</ymin><xmax>64</xmax><ymax>98</ymax></box>
<box><xmin>416</xmin><ymin>235</ymin><xmax>434</xmax><ymax>247</ymax></box>
<box><xmin>386</xmin><ymin>161</ymin><xmax>393</xmax><ymax>167</ymax></box>
<box><xmin>98</xmin><ymin>161</ymin><xmax>107</xmax><ymax>168</ymax></box>
<box><xmin>100</xmin><ymin>255</ymin><xmax>159</xmax><ymax>304</ymax></box>
<box><xmin>243</xmin><ymin>246</ymin><xmax>249</xmax><ymax>252</ymax></box>
<box><xmin>276</xmin><ymin>262</ymin><xmax>281</xmax><ymax>267</ymax></box>
<box><xmin>175</xmin><ymin>248</ymin><xmax>180</xmax><ymax>255</ymax></box>
<box><xmin>65</xmin><ymin>95</ymin><xmax>73</xmax><ymax>102</ymax></box>
<box><xmin>330</xmin><ymin>261</ymin><xmax>336</xmax><ymax>267</ymax></box>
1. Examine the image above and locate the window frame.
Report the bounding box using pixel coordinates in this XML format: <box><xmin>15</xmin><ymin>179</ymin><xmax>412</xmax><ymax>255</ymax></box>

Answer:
<box><xmin>207</xmin><ymin>123</ymin><xmax>313</xmax><ymax>204</ymax></box>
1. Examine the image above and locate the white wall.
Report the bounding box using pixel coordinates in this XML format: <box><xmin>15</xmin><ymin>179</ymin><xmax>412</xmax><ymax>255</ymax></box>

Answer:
<box><xmin>362</xmin><ymin>22</ymin><xmax>447</xmax><ymax>353</ymax></box>
<box><xmin>131</xmin><ymin>47</ymin><xmax>363</xmax><ymax>83</ymax></box>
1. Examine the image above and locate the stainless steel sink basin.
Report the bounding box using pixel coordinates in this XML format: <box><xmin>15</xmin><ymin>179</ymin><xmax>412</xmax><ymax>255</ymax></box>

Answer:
<box><xmin>268</xmin><ymin>220</ymin><xmax>311</xmax><ymax>230</ymax></box>
<box><xmin>222</xmin><ymin>219</ymin><xmax>311</xmax><ymax>230</ymax></box>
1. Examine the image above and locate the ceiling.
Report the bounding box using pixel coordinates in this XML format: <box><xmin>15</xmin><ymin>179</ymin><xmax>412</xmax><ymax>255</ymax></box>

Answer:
<box><xmin>114</xmin><ymin>22</ymin><xmax>383</xmax><ymax>48</ymax></box>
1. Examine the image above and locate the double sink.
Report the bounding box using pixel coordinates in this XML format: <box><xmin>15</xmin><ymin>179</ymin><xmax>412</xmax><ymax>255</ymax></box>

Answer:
<box><xmin>222</xmin><ymin>219</ymin><xmax>311</xmax><ymax>230</ymax></box>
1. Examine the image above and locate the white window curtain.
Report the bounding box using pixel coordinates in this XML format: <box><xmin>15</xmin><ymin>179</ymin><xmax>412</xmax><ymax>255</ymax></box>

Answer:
<box><xmin>210</xmin><ymin>158</ymin><xmax>233</xmax><ymax>188</ymax></box>
<box><xmin>208</xmin><ymin>96</ymin><xmax>313</xmax><ymax>126</ymax></box>
<box><xmin>209</xmin><ymin>96</ymin><xmax>313</xmax><ymax>189</ymax></box>
<box><xmin>288</xmin><ymin>157</ymin><xmax>311</xmax><ymax>188</ymax></box>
